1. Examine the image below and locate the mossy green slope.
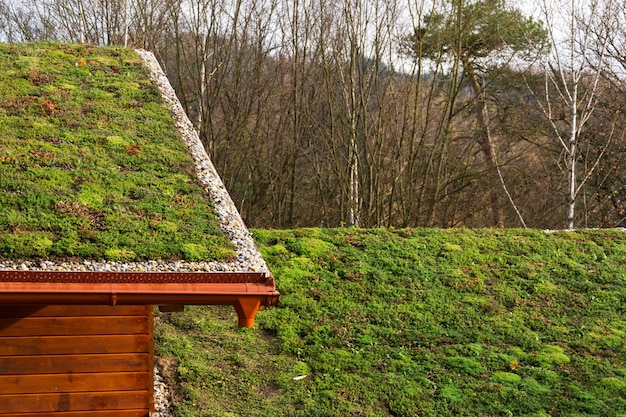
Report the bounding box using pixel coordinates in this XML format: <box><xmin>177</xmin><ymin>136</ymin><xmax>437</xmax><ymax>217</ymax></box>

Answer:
<box><xmin>0</xmin><ymin>43</ymin><xmax>234</xmax><ymax>261</ymax></box>
<box><xmin>156</xmin><ymin>228</ymin><xmax>626</xmax><ymax>416</ymax></box>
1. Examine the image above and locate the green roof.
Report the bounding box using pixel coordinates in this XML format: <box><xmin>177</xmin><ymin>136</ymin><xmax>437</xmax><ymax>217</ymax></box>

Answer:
<box><xmin>0</xmin><ymin>43</ymin><xmax>235</xmax><ymax>262</ymax></box>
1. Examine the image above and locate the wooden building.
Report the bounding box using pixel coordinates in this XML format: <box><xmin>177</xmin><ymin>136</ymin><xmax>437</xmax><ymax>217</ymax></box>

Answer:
<box><xmin>0</xmin><ymin>44</ymin><xmax>278</xmax><ymax>416</ymax></box>
<box><xmin>0</xmin><ymin>304</ymin><xmax>154</xmax><ymax>416</ymax></box>
<box><xmin>0</xmin><ymin>271</ymin><xmax>278</xmax><ymax>415</ymax></box>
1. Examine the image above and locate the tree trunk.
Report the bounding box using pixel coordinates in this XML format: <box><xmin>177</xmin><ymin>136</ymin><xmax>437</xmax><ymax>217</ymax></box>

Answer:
<box><xmin>465</xmin><ymin>60</ymin><xmax>505</xmax><ymax>227</ymax></box>
<box><xmin>567</xmin><ymin>90</ymin><xmax>578</xmax><ymax>230</ymax></box>
<box><xmin>78</xmin><ymin>0</ymin><xmax>86</xmax><ymax>43</ymax></box>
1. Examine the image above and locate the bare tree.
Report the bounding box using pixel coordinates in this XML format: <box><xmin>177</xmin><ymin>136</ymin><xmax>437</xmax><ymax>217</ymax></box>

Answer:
<box><xmin>0</xmin><ymin>0</ymin><xmax>58</xmax><ymax>41</ymax></box>
<box><xmin>527</xmin><ymin>0</ymin><xmax>615</xmax><ymax>229</ymax></box>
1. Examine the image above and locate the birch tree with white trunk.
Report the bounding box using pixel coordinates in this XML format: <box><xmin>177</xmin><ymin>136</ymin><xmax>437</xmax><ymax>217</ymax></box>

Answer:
<box><xmin>527</xmin><ymin>0</ymin><xmax>615</xmax><ymax>229</ymax></box>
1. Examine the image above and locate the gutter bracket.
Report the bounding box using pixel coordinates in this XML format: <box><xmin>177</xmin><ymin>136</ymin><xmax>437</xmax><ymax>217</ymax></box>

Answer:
<box><xmin>234</xmin><ymin>297</ymin><xmax>262</xmax><ymax>328</ymax></box>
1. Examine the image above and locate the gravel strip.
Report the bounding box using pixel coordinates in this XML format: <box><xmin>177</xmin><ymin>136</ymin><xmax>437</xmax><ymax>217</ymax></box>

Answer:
<box><xmin>136</xmin><ymin>48</ymin><xmax>269</xmax><ymax>276</ymax></box>
<box><xmin>0</xmin><ymin>259</ymin><xmax>262</xmax><ymax>273</ymax></box>
<box><xmin>152</xmin><ymin>365</ymin><xmax>173</xmax><ymax>417</ymax></box>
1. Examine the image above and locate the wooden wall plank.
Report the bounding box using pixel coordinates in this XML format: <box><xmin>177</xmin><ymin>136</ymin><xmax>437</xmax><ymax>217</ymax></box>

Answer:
<box><xmin>0</xmin><ymin>316</ymin><xmax>149</xmax><ymax>336</ymax></box>
<box><xmin>0</xmin><ymin>372</ymin><xmax>150</xmax><ymax>394</ymax></box>
<box><xmin>0</xmin><ymin>391</ymin><xmax>150</xmax><ymax>413</ymax></box>
<box><xmin>0</xmin><ymin>305</ymin><xmax>154</xmax><ymax>415</ymax></box>
<box><xmin>0</xmin><ymin>335</ymin><xmax>150</xmax><ymax>355</ymax></box>
<box><xmin>0</xmin><ymin>411</ymin><xmax>148</xmax><ymax>417</ymax></box>
<box><xmin>0</xmin><ymin>305</ymin><xmax>150</xmax><ymax>318</ymax></box>
<box><xmin>0</xmin><ymin>353</ymin><xmax>150</xmax><ymax>375</ymax></box>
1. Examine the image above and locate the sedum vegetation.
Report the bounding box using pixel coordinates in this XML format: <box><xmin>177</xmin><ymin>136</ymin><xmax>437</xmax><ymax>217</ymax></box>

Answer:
<box><xmin>156</xmin><ymin>228</ymin><xmax>626</xmax><ymax>416</ymax></box>
<box><xmin>0</xmin><ymin>43</ymin><xmax>234</xmax><ymax>261</ymax></box>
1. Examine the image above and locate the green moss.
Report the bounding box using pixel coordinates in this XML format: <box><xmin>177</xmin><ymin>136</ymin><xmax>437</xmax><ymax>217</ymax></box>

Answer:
<box><xmin>493</xmin><ymin>372</ymin><xmax>522</xmax><ymax>384</ymax></box>
<box><xmin>77</xmin><ymin>184</ymin><xmax>106</xmax><ymax>207</ymax></box>
<box><xmin>534</xmin><ymin>281</ymin><xmax>559</xmax><ymax>295</ymax></box>
<box><xmin>287</xmin><ymin>237</ymin><xmax>336</xmax><ymax>259</ymax></box>
<box><xmin>0</xmin><ymin>232</ymin><xmax>54</xmax><ymax>257</ymax></box>
<box><xmin>154</xmin><ymin>221</ymin><xmax>178</xmax><ymax>234</ymax></box>
<box><xmin>180</xmin><ymin>243</ymin><xmax>210</xmax><ymax>261</ymax></box>
<box><xmin>444</xmin><ymin>356</ymin><xmax>485</xmax><ymax>376</ymax></box>
<box><xmin>439</xmin><ymin>384</ymin><xmax>464</xmax><ymax>403</ymax></box>
<box><xmin>148</xmin><ymin>229</ymin><xmax>626</xmax><ymax>416</ymax></box>
<box><xmin>0</xmin><ymin>43</ymin><xmax>234</xmax><ymax>261</ymax></box>
<box><xmin>291</xmin><ymin>361</ymin><xmax>311</xmax><ymax>376</ymax></box>
<box><xmin>598</xmin><ymin>378</ymin><xmax>626</xmax><ymax>397</ymax></box>
<box><xmin>105</xmin><ymin>135</ymin><xmax>132</xmax><ymax>146</ymax></box>
<box><xmin>534</xmin><ymin>345</ymin><xmax>571</xmax><ymax>368</ymax></box>
<box><xmin>521</xmin><ymin>377</ymin><xmax>551</xmax><ymax>396</ymax></box>
<box><xmin>32</xmin><ymin>235</ymin><xmax>54</xmax><ymax>254</ymax></box>
<box><xmin>104</xmin><ymin>248</ymin><xmax>136</xmax><ymax>261</ymax></box>
<box><xmin>443</xmin><ymin>242</ymin><xmax>463</xmax><ymax>252</ymax></box>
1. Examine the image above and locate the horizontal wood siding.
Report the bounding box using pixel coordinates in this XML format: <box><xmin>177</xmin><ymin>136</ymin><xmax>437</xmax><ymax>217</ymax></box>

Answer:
<box><xmin>0</xmin><ymin>334</ymin><xmax>151</xmax><ymax>355</ymax></box>
<box><xmin>0</xmin><ymin>305</ymin><xmax>150</xmax><ymax>317</ymax></box>
<box><xmin>0</xmin><ymin>316</ymin><xmax>149</xmax><ymax>336</ymax></box>
<box><xmin>0</xmin><ymin>412</ymin><xmax>147</xmax><ymax>417</ymax></box>
<box><xmin>0</xmin><ymin>372</ymin><xmax>150</xmax><ymax>394</ymax></box>
<box><xmin>0</xmin><ymin>305</ymin><xmax>153</xmax><ymax>416</ymax></box>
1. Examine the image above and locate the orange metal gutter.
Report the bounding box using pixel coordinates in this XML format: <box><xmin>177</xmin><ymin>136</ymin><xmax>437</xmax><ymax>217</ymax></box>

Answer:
<box><xmin>0</xmin><ymin>271</ymin><xmax>279</xmax><ymax>327</ymax></box>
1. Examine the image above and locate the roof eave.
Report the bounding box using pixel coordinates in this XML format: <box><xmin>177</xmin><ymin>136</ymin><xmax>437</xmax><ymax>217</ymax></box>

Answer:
<box><xmin>0</xmin><ymin>271</ymin><xmax>279</xmax><ymax>327</ymax></box>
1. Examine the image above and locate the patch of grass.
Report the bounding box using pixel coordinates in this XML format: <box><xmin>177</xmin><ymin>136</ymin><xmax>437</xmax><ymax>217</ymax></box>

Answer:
<box><xmin>155</xmin><ymin>306</ymin><xmax>306</xmax><ymax>417</ymax></box>
<box><xmin>0</xmin><ymin>43</ymin><xmax>235</xmax><ymax>261</ymax></box>
<box><xmin>156</xmin><ymin>228</ymin><xmax>626</xmax><ymax>416</ymax></box>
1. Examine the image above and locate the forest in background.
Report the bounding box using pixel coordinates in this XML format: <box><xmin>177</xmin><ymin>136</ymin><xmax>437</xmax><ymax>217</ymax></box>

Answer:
<box><xmin>2</xmin><ymin>0</ymin><xmax>625</xmax><ymax>230</ymax></box>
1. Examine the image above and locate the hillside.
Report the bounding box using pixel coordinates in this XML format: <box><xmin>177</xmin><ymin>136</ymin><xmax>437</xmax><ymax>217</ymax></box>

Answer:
<box><xmin>156</xmin><ymin>228</ymin><xmax>626</xmax><ymax>416</ymax></box>
<box><xmin>0</xmin><ymin>42</ymin><xmax>234</xmax><ymax>262</ymax></box>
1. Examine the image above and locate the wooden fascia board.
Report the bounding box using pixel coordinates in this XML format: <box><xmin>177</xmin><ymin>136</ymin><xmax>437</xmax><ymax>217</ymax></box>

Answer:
<box><xmin>0</xmin><ymin>271</ymin><xmax>279</xmax><ymax>327</ymax></box>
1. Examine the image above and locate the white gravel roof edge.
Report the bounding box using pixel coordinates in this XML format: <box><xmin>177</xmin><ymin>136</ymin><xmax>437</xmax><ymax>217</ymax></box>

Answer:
<box><xmin>136</xmin><ymin>49</ymin><xmax>269</xmax><ymax>275</ymax></box>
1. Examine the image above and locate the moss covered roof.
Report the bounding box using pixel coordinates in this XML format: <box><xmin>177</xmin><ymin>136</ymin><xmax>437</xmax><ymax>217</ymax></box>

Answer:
<box><xmin>0</xmin><ymin>43</ymin><xmax>235</xmax><ymax>262</ymax></box>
